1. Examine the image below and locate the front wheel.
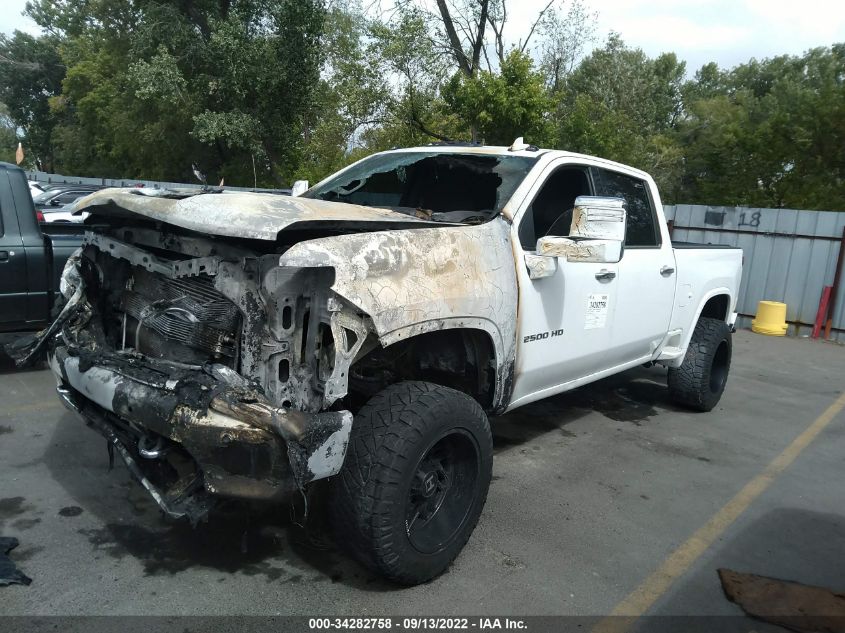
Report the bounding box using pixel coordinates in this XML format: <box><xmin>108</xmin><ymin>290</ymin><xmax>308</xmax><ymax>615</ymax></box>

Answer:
<box><xmin>668</xmin><ymin>317</ymin><xmax>732</xmax><ymax>411</ymax></box>
<box><xmin>330</xmin><ymin>381</ymin><xmax>492</xmax><ymax>585</ymax></box>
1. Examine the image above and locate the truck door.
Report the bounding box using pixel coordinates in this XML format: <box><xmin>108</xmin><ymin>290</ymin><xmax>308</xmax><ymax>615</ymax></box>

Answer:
<box><xmin>0</xmin><ymin>170</ymin><xmax>29</xmax><ymax>327</ymax></box>
<box><xmin>591</xmin><ymin>167</ymin><xmax>675</xmax><ymax>364</ymax></box>
<box><xmin>509</xmin><ymin>163</ymin><xmax>618</xmax><ymax>408</ymax></box>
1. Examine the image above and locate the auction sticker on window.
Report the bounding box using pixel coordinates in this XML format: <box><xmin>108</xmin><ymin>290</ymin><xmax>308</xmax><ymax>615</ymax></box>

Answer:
<box><xmin>585</xmin><ymin>294</ymin><xmax>610</xmax><ymax>329</ymax></box>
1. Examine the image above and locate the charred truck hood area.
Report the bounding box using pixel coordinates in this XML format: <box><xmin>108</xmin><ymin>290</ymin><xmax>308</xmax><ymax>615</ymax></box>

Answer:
<box><xmin>69</xmin><ymin>187</ymin><xmax>444</xmax><ymax>240</ymax></box>
<box><xmin>29</xmin><ymin>186</ymin><xmax>517</xmax><ymax>524</ymax></box>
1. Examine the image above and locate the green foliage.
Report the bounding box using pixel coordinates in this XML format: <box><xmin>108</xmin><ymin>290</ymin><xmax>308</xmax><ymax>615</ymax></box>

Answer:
<box><xmin>21</xmin><ymin>0</ymin><xmax>326</xmax><ymax>185</ymax></box>
<box><xmin>443</xmin><ymin>51</ymin><xmax>553</xmax><ymax>145</ymax></box>
<box><xmin>0</xmin><ymin>103</ymin><xmax>19</xmax><ymax>164</ymax></box>
<box><xmin>294</xmin><ymin>3</ymin><xmax>391</xmax><ymax>183</ymax></box>
<box><xmin>679</xmin><ymin>45</ymin><xmax>845</xmax><ymax>209</ymax></box>
<box><xmin>0</xmin><ymin>31</ymin><xmax>64</xmax><ymax>170</ymax></box>
<box><xmin>367</xmin><ymin>7</ymin><xmax>462</xmax><ymax>144</ymax></box>
<box><xmin>553</xmin><ymin>34</ymin><xmax>687</xmax><ymax>200</ymax></box>
<box><xmin>0</xmin><ymin>1</ymin><xmax>842</xmax><ymax>209</ymax></box>
<box><xmin>562</xmin><ymin>34</ymin><xmax>685</xmax><ymax>135</ymax></box>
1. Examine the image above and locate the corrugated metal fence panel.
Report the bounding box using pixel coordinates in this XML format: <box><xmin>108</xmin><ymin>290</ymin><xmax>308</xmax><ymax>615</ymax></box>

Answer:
<box><xmin>664</xmin><ymin>205</ymin><xmax>845</xmax><ymax>342</ymax></box>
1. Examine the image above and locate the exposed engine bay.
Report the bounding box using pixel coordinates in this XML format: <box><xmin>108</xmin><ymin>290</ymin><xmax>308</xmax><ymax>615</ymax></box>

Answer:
<box><xmin>14</xmin><ymin>183</ymin><xmax>518</xmax><ymax>527</ymax></box>
<box><xmin>38</xmin><ymin>223</ymin><xmax>378</xmax><ymax>524</ymax></box>
<box><xmin>80</xmin><ymin>226</ymin><xmax>371</xmax><ymax>413</ymax></box>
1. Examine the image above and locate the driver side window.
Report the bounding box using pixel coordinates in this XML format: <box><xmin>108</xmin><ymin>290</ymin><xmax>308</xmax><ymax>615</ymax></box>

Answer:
<box><xmin>518</xmin><ymin>166</ymin><xmax>592</xmax><ymax>250</ymax></box>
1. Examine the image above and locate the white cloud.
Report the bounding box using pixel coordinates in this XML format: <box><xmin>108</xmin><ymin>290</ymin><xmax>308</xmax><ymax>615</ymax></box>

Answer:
<box><xmin>597</xmin><ymin>0</ymin><xmax>845</xmax><ymax>69</ymax></box>
<box><xmin>744</xmin><ymin>0</ymin><xmax>845</xmax><ymax>41</ymax></box>
<box><xmin>609</xmin><ymin>16</ymin><xmax>749</xmax><ymax>52</ymax></box>
<box><xmin>0</xmin><ymin>0</ymin><xmax>39</xmax><ymax>36</ymax></box>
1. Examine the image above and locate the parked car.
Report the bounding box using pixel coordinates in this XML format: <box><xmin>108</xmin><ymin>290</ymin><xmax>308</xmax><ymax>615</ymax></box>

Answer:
<box><xmin>14</xmin><ymin>142</ymin><xmax>742</xmax><ymax>585</ymax></box>
<box><xmin>41</xmin><ymin>205</ymin><xmax>89</xmax><ymax>224</ymax></box>
<box><xmin>28</xmin><ymin>180</ymin><xmax>44</xmax><ymax>198</ymax></box>
<box><xmin>0</xmin><ymin>163</ymin><xmax>84</xmax><ymax>333</ymax></box>
<box><xmin>33</xmin><ymin>184</ymin><xmax>102</xmax><ymax>213</ymax></box>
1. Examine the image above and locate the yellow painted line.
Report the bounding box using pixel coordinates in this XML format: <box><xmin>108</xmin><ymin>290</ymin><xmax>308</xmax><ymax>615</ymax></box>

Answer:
<box><xmin>593</xmin><ymin>390</ymin><xmax>845</xmax><ymax>633</ymax></box>
<box><xmin>1</xmin><ymin>400</ymin><xmax>64</xmax><ymax>417</ymax></box>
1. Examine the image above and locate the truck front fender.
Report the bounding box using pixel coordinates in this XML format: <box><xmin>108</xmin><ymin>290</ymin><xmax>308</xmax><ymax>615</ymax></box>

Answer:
<box><xmin>278</xmin><ymin>220</ymin><xmax>518</xmax><ymax>410</ymax></box>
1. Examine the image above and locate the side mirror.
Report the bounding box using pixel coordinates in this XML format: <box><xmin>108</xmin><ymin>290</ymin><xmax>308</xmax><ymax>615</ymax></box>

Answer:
<box><xmin>50</xmin><ymin>198</ymin><xmax>62</xmax><ymax>206</ymax></box>
<box><xmin>537</xmin><ymin>236</ymin><xmax>622</xmax><ymax>264</ymax></box>
<box><xmin>291</xmin><ymin>180</ymin><xmax>309</xmax><ymax>197</ymax></box>
<box><xmin>536</xmin><ymin>196</ymin><xmax>626</xmax><ymax>264</ymax></box>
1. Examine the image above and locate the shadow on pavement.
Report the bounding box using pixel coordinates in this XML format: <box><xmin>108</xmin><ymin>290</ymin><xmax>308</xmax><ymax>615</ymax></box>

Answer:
<box><xmin>36</xmin><ymin>411</ymin><xmax>398</xmax><ymax>591</ymax></box>
<box><xmin>646</xmin><ymin>507</ymin><xmax>845</xmax><ymax>629</ymax></box>
<box><xmin>492</xmin><ymin>365</ymin><xmax>682</xmax><ymax>453</ymax></box>
<box><xmin>29</xmin><ymin>364</ymin><xmax>680</xmax><ymax>590</ymax></box>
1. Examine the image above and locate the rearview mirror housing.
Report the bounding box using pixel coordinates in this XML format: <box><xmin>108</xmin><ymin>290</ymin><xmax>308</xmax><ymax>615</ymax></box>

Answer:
<box><xmin>536</xmin><ymin>196</ymin><xmax>626</xmax><ymax>264</ymax></box>
<box><xmin>570</xmin><ymin>196</ymin><xmax>626</xmax><ymax>240</ymax></box>
<box><xmin>537</xmin><ymin>236</ymin><xmax>623</xmax><ymax>264</ymax></box>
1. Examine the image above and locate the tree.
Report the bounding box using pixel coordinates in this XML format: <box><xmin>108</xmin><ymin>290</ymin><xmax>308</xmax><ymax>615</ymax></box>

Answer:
<box><xmin>368</xmin><ymin>6</ymin><xmax>463</xmax><ymax>143</ymax></box>
<box><xmin>554</xmin><ymin>34</ymin><xmax>686</xmax><ymax>199</ymax></box>
<box><xmin>366</xmin><ymin>0</ymin><xmax>592</xmax><ymax>145</ymax></box>
<box><xmin>24</xmin><ymin>0</ymin><xmax>327</xmax><ymax>185</ymax></box>
<box><xmin>560</xmin><ymin>34</ymin><xmax>686</xmax><ymax>136</ymax></box>
<box><xmin>0</xmin><ymin>31</ymin><xmax>64</xmax><ymax>170</ymax></box>
<box><xmin>442</xmin><ymin>50</ymin><xmax>552</xmax><ymax>145</ymax></box>
<box><xmin>0</xmin><ymin>103</ymin><xmax>19</xmax><ymax>164</ymax></box>
<box><xmin>678</xmin><ymin>45</ymin><xmax>845</xmax><ymax>209</ymax></box>
<box><xmin>434</xmin><ymin>0</ymin><xmax>489</xmax><ymax>78</ymax></box>
<box><xmin>187</xmin><ymin>0</ymin><xmax>327</xmax><ymax>185</ymax></box>
<box><xmin>537</xmin><ymin>0</ymin><xmax>597</xmax><ymax>92</ymax></box>
<box><xmin>295</xmin><ymin>3</ymin><xmax>391</xmax><ymax>183</ymax></box>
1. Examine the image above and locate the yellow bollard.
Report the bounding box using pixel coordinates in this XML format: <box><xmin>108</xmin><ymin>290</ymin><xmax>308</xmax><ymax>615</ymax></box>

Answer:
<box><xmin>751</xmin><ymin>300</ymin><xmax>789</xmax><ymax>336</ymax></box>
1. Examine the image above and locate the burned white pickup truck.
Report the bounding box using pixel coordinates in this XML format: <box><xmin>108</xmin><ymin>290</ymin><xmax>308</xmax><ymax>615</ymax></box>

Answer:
<box><xmin>18</xmin><ymin>141</ymin><xmax>742</xmax><ymax>584</ymax></box>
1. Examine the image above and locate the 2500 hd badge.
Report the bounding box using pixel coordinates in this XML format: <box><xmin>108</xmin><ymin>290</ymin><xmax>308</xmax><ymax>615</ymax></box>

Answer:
<box><xmin>523</xmin><ymin>329</ymin><xmax>565</xmax><ymax>343</ymax></box>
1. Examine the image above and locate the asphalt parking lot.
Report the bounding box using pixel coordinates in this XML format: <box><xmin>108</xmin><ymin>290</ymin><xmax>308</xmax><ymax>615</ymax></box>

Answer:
<box><xmin>1</xmin><ymin>330</ymin><xmax>844</xmax><ymax>621</ymax></box>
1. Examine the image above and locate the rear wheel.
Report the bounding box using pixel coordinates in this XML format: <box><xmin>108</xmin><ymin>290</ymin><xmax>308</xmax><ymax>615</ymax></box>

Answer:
<box><xmin>668</xmin><ymin>317</ymin><xmax>732</xmax><ymax>411</ymax></box>
<box><xmin>330</xmin><ymin>381</ymin><xmax>492</xmax><ymax>585</ymax></box>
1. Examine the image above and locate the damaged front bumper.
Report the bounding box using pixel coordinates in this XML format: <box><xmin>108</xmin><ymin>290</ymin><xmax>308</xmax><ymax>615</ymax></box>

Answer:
<box><xmin>49</xmin><ymin>344</ymin><xmax>351</xmax><ymax>524</ymax></box>
<box><xmin>12</xmin><ymin>236</ymin><xmax>360</xmax><ymax>526</ymax></box>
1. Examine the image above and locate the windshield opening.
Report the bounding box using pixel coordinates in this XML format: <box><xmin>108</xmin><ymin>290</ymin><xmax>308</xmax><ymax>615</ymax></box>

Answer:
<box><xmin>303</xmin><ymin>152</ymin><xmax>537</xmax><ymax>223</ymax></box>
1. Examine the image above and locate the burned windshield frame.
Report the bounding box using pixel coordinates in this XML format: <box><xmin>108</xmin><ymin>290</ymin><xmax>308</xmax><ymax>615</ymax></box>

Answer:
<box><xmin>303</xmin><ymin>152</ymin><xmax>538</xmax><ymax>221</ymax></box>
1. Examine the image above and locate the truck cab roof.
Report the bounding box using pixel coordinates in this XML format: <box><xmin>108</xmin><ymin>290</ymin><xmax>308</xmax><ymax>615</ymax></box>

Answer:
<box><xmin>378</xmin><ymin>142</ymin><xmax>654</xmax><ymax>181</ymax></box>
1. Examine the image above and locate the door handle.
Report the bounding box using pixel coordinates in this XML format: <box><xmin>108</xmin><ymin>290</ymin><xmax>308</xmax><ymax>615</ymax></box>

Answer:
<box><xmin>660</xmin><ymin>265</ymin><xmax>675</xmax><ymax>277</ymax></box>
<box><xmin>0</xmin><ymin>251</ymin><xmax>8</xmax><ymax>262</ymax></box>
<box><xmin>595</xmin><ymin>269</ymin><xmax>616</xmax><ymax>281</ymax></box>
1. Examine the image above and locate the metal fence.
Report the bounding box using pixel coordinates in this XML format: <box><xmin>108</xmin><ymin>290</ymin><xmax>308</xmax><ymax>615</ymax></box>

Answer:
<box><xmin>664</xmin><ymin>205</ymin><xmax>845</xmax><ymax>343</ymax></box>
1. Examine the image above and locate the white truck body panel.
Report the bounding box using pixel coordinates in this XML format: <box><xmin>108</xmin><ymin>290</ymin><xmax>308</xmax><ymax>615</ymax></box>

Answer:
<box><xmin>660</xmin><ymin>248</ymin><xmax>743</xmax><ymax>366</ymax></box>
<box><xmin>506</xmin><ymin>153</ymin><xmax>741</xmax><ymax>410</ymax></box>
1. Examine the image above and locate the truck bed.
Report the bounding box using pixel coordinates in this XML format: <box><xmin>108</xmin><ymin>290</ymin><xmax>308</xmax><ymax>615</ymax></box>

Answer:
<box><xmin>666</xmin><ymin>245</ymin><xmax>744</xmax><ymax>348</ymax></box>
<box><xmin>671</xmin><ymin>240</ymin><xmax>742</xmax><ymax>250</ymax></box>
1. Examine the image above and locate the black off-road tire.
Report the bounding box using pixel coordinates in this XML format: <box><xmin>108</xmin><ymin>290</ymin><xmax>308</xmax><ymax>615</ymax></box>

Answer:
<box><xmin>668</xmin><ymin>317</ymin><xmax>732</xmax><ymax>411</ymax></box>
<box><xmin>330</xmin><ymin>381</ymin><xmax>492</xmax><ymax>585</ymax></box>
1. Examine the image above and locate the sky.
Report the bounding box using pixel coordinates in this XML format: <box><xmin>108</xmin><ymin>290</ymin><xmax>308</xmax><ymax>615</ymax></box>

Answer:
<box><xmin>511</xmin><ymin>0</ymin><xmax>845</xmax><ymax>73</ymax></box>
<box><xmin>1</xmin><ymin>0</ymin><xmax>844</xmax><ymax>73</ymax></box>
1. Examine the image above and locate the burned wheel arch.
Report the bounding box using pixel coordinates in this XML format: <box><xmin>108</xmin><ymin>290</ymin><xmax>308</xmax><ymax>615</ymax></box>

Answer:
<box><xmin>349</xmin><ymin>326</ymin><xmax>503</xmax><ymax>412</ymax></box>
<box><xmin>278</xmin><ymin>220</ymin><xmax>518</xmax><ymax>413</ymax></box>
